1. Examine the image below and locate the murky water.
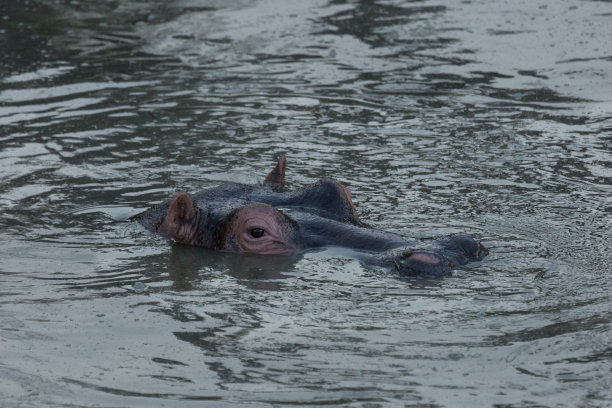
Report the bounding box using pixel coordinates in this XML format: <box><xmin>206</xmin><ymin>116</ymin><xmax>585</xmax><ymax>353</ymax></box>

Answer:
<box><xmin>1</xmin><ymin>0</ymin><xmax>611</xmax><ymax>406</ymax></box>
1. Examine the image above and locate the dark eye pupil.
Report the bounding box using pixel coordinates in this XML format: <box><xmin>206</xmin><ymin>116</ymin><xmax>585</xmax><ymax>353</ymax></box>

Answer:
<box><xmin>250</xmin><ymin>228</ymin><xmax>265</xmax><ymax>238</ymax></box>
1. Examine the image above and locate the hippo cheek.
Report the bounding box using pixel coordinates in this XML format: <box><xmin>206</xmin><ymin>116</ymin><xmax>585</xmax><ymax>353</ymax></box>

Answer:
<box><xmin>223</xmin><ymin>204</ymin><xmax>298</xmax><ymax>256</ymax></box>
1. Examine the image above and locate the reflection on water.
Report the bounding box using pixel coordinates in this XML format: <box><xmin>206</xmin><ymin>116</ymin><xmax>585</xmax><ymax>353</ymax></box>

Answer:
<box><xmin>0</xmin><ymin>0</ymin><xmax>611</xmax><ymax>407</ymax></box>
<box><xmin>168</xmin><ymin>244</ymin><xmax>299</xmax><ymax>291</ymax></box>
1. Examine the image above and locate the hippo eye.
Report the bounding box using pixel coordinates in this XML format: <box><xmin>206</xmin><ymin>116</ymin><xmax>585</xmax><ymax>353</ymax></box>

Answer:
<box><xmin>250</xmin><ymin>228</ymin><xmax>265</xmax><ymax>238</ymax></box>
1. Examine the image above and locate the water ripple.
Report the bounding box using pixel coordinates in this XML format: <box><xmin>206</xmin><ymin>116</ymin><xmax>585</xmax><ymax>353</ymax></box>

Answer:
<box><xmin>1</xmin><ymin>0</ymin><xmax>611</xmax><ymax>407</ymax></box>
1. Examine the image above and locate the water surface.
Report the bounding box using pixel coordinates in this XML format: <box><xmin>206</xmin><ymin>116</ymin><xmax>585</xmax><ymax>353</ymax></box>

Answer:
<box><xmin>1</xmin><ymin>0</ymin><xmax>611</xmax><ymax>407</ymax></box>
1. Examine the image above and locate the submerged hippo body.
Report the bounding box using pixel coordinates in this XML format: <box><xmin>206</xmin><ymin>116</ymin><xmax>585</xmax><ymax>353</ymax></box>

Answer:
<box><xmin>132</xmin><ymin>156</ymin><xmax>488</xmax><ymax>278</ymax></box>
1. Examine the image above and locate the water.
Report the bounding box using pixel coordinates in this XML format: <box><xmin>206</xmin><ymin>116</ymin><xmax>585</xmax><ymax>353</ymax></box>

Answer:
<box><xmin>1</xmin><ymin>0</ymin><xmax>610</xmax><ymax>406</ymax></box>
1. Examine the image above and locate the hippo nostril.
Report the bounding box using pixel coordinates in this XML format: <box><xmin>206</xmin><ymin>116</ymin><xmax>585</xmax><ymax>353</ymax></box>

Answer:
<box><xmin>408</xmin><ymin>252</ymin><xmax>442</xmax><ymax>264</ymax></box>
<box><xmin>393</xmin><ymin>251</ymin><xmax>453</xmax><ymax>278</ymax></box>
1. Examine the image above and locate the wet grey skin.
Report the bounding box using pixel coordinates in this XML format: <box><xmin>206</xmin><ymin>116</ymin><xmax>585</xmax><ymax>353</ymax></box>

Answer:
<box><xmin>131</xmin><ymin>156</ymin><xmax>488</xmax><ymax>278</ymax></box>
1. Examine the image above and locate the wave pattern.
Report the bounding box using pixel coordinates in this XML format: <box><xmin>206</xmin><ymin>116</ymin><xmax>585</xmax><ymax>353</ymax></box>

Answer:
<box><xmin>0</xmin><ymin>0</ymin><xmax>610</xmax><ymax>407</ymax></box>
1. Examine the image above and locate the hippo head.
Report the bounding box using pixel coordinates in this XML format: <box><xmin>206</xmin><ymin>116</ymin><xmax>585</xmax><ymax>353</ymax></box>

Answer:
<box><xmin>132</xmin><ymin>156</ymin><xmax>488</xmax><ymax>278</ymax></box>
<box><xmin>136</xmin><ymin>155</ymin><xmax>380</xmax><ymax>256</ymax></box>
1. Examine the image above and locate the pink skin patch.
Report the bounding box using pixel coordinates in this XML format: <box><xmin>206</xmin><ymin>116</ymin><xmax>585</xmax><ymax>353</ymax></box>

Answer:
<box><xmin>408</xmin><ymin>252</ymin><xmax>441</xmax><ymax>264</ymax></box>
<box><xmin>225</xmin><ymin>203</ymin><xmax>297</xmax><ymax>256</ymax></box>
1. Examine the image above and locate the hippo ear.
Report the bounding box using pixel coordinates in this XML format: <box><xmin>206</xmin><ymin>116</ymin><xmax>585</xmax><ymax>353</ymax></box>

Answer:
<box><xmin>164</xmin><ymin>192</ymin><xmax>199</xmax><ymax>245</ymax></box>
<box><xmin>264</xmin><ymin>155</ymin><xmax>286</xmax><ymax>190</ymax></box>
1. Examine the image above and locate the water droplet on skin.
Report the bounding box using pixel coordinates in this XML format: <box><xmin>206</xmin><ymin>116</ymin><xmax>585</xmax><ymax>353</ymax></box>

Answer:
<box><xmin>133</xmin><ymin>282</ymin><xmax>146</xmax><ymax>293</ymax></box>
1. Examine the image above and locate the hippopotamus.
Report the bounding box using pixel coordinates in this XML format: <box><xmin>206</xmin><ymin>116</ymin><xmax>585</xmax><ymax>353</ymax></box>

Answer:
<box><xmin>131</xmin><ymin>156</ymin><xmax>488</xmax><ymax>278</ymax></box>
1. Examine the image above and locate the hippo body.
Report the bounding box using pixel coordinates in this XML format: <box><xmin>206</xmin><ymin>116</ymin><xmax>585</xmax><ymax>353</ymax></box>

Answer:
<box><xmin>132</xmin><ymin>156</ymin><xmax>488</xmax><ymax>278</ymax></box>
